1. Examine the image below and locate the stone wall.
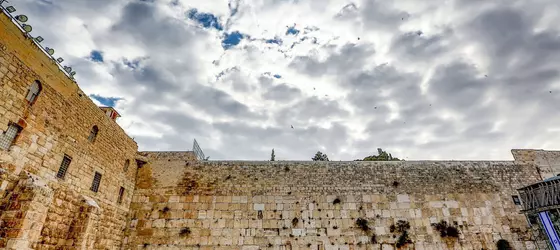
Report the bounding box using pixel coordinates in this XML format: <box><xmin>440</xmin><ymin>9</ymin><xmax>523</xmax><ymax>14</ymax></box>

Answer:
<box><xmin>126</xmin><ymin>152</ymin><xmax>545</xmax><ymax>250</ymax></box>
<box><xmin>0</xmin><ymin>13</ymin><xmax>138</xmax><ymax>249</ymax></box>
<box><xmin>512</xmin><ymin>149</ymin><xmax>560</xmax><ymax>179</ymax></box>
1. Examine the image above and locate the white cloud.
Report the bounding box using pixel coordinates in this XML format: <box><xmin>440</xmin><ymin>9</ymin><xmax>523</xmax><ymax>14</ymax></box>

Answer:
<box><xmin>9</xmin><ymin>0</ymin><xmax>560</xmax><ymax>160</ymax></box>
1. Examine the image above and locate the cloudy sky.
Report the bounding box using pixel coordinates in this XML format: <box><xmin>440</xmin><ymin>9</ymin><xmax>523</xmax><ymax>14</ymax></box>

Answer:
<box><xmin>8</xmin><ymin>0</ymin><xmax>560</xmax><ymax>160</ymax></box>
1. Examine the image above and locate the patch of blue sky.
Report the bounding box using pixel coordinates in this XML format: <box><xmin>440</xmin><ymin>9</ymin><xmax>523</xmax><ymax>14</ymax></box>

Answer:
<box><xmin>90</xmin><ymin>94</ymin><xmax>122</xmax><ymax>107</ymax></box>
<box><xmin>265</xmin><ymin>37</ymin><xmax>282</xmax><ymax>45</ymax></box>
<box><xmin>222</xmin><ymin>31</ymin><xmax>244</xmax><ymax>49</ymax></box>
<box><xmin>187</xmin><ymin>9</ymin><xmax>223</xmax><ymax>30</ymax></box>
<box><xmin>90</xmin><ymin>50</ymin><xmax>104</xmax><ymax>63</ymax></box>
<box><xmin>286</xmin><ymin>25</ymin><xmax>300</xmax><ymax>35</ymax></box>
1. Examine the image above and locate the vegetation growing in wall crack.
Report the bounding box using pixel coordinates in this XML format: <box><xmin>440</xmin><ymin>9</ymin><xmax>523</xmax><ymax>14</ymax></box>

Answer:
<box><xmin>396</xmin><ymin>230</ymin><xmax>412</xmax><ymax>248</ymax></box>
<box><xmin>432</xmin><ymin>220</ymin><xmax>460</xmax><ymax>238</ymax></box>
<box><xmin>371</xmin><ymin>234</ymin><xmax>377</xmax><ymax>244</ymax></box>
<box><xmin>356</xmin><ymin>218</ymin><xmax>370</xmax><ymax>232</ymax></box>
<box><xmin>292</xmin><ymin>217</ymin><xmax>299</xmax><ymax>227</ymax></box>
<box><xmin>497</xmin><ymin>239</ymin><xmax>512</xmax><ymax>250</ymax></box>
<box><xmin>179</xmin><ymin>227</ymin><xmax>191</xmax><ymax>237</ymax></box>
<box><xmin>333</xmin><ymin>197</ymin><xmax>341</xmax><ymax>205</ymax></box>
<box><xmin>390</xmin><ymin>220</ymin><xmax>412</xmax><ymax>248</ymax></box>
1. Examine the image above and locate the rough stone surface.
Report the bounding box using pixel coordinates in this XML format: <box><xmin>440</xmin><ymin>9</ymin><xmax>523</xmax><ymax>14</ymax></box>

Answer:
<box><xmin>0</xmin><ymin>13</ymin><xmax>138</xmax><ymax>250</ymax></box>
<box><xmin>124</xmin><ymin>152</ymin><xmax>550</xmax><ymax>249</ymax></box>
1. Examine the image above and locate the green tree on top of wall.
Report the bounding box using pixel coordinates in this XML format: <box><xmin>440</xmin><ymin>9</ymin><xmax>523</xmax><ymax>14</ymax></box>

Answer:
<box><xmin>356</xmin><ymin>148</ymin><xmax>403</xmax><ymax>161</ymax></box>
<box><xmin>312</xmin><ymin>151</ymin><xmax>329</xmax><ymax>161</ymax></box>
<box><xmin>270</xmin><ymin>149</ymin><xmax>275</xmax><ymax>161</ymax></box>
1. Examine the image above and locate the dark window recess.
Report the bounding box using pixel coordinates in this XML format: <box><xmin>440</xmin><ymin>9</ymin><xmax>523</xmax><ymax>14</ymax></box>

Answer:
<box><xmin>88</xmin><ymin>125</ymin><xmax>99</xmax><ymax>143</ymax></box>
<box><xmin>57</xmin><ymin>155</ymin><xmax>72</xmax><ymax>179</ymax></box>
<box><xmin>512</xmin><ymin>195</ymin><xmax>521</xmax><ymax>205</ymax></box>
<box><xmin>91</xmin><ymin>172</ymin><xmax>102</xmax><ymax>193</ymax></box>
<box><xmin>124</xmin><ymin>159</ymin><xmax>130</xmax><ymax>172</ymax></box>
<box><xmin>117</xmin><ymin>187</ymin><xmax>125</xmax><ymax>204</ymax></box>
<box><xmin>25</xmin><ymin>80</ymin><xmax>42</xmax><ymax>104</ymax></box>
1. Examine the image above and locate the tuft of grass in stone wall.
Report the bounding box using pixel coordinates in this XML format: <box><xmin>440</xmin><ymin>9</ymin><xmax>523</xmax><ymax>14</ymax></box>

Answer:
<box><xmin>396</xmin><ymin>230</ymin><xmax>412</xmax><ymax>248</ymax></box>
<box><xmin>333</xmin><ymin>197</ymin><xmax>341</xmax><ymax>204</ymax></box>
<box><xmin>371</xmin><ymin>234</ymin><xmax>377</xmax><ymax>244</ymax></box>
<box><xmin>179</xmin><ymin>227</ymin><xmax>191</xmax><ymax>237</ymax></box>
<box><xmin>356</xmin><ymin>218</ymin><xmax>370</xmax><ymax>232</ymax></box>
<box><xmin>390</xmin><ymin>220</ymin><xmax>412</xmax><ymax>249</ymax></box>
<box><xmin>292</xmin><ymin>217</ymin><xmax>299</xmax><ymax>227</ymax></box>
<box><xmin>432</xmin><ymin>220</ymin><xmax>460</xmax><ymax>238</ymax></box>
<box><xmin>497</xmin><ymin>239</ymin><xmax>512</xmax><ymax>250</ymax></box>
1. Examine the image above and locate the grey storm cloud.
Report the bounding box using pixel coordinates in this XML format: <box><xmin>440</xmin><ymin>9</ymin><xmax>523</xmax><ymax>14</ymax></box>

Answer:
<box><xmin>112</xmin><ymin>1</ymin><xmax>199</xmax><ymax>48</ymax></box>
<box><xmin>183</xmin><ymin>85</ymin><xmax>266</xmax><ymax>120</ymax></box>
<box><xmin>261</xmin><ymin>83</ymin><xmax>302</xmax><ymax>102</ymax></box>
<box><xmin>275</xmin><ymin>97</ymin><xmax>350</xmax><ymax>127</ymax></box>
<box><xmin>390</xmin><ymin>31</ymin><xmax>449</xmax><ymax>60</ymax></box>
<box><xmin>360</xmin><ymin>0</ymin><xmax>409</xmax><ymax>30</ymax></box>
<box><xmin>290</xmin><ymin>43</ymin><xmax>374</xmax><ymax>77</ymax></box>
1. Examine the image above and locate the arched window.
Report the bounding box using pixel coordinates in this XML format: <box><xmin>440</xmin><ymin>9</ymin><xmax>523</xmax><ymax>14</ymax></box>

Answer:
<box><xmin>123</xmin><ymin>159</ymin><xmax>130</xmax><ymax>172</ymax></box>
<box><xmin>88</xmin><ymin>125</ymin><xmax>99</xmax><ymax>143</ymax></box>
<box><xmin>25</xmin><ymin>80</ymin><xmax>42</xmax><ymax>104</ymax></box>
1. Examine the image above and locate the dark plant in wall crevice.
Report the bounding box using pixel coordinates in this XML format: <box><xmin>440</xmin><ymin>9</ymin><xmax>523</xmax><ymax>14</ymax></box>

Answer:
<box><xmin>390</xmin><ymin>220</ymin><xmax>412</xmax><ymax>249</ymax></box>
<box><xmin>292</xmin><ymin>217</ymin><xmax>299</xmax><ymax>227</ymax></box>
<box><xmin>497</xmin><ymin>239</ymin><xmax>512</xmax><ymax>250</ymax></box>
<box><xmin>432</xmin><ymin>220</ymin><xmax>460</xmax><ymax>238</ymax></box>
<box><xmin>179</xmin><ymin>227</ymin><xmax>191</xmax><ymax>237</ymax></box>
<box><xmin>333</xmin><ymin>197</ymin><xmax>341</xmax><ymax>205</ymax></box>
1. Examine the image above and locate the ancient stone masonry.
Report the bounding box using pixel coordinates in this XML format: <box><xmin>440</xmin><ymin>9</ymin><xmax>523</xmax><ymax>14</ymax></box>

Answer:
<box><xmin>124</xmin><ymin>151</ymin><xmax>554</xmax><ymax>250</ymax></box>
<box><xmin>0</xmin><ymin>12</ymin><xmax>138</xmax><ymax>249</ymax></box>
<box><xmin>1</xmin><ymin>7</ymin><xmax>559</xmax><ymax>250</ymax></box>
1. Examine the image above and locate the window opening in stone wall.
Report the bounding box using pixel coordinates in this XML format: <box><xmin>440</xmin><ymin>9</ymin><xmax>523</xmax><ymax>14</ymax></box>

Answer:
<box><xmin>57</xmin><ymin>154</ymin><xmax>72</xmax><ymax>179</ymax></box>
<box><xmin>512</xmin><ymin>195</ymin><xmax>521</xmax><ymax>205</ymax></box>
<box><xmin>117</xmin><ymin>186</ymin><xmax>125</xmax><ymax>204</ymax></box>
<box><xmin>91</xmin><ymin>172</ymin><xmax>102</xmax><ymax>192</ymax></box>
<box><xmin>88</xmin><ymin>125</ymin><xmax>99</xmax><ymax>143</ymax></box>
<box><xmin>124</xmin><ymin>159</ymin><xmax>130</xmax><ymax>172</ymax></box>
<box><xmin>25</xmin><ymin>80</ymin><xmax>42</xmax><ymax>104</ymax></box>
<box><xmin>0</xmin><ymin>123</ymin><xmax>22</xmax><ymax>150</ymax></box>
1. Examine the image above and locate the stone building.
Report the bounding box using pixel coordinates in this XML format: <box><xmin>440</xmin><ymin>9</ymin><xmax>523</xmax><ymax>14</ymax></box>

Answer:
<box><xmin>0</xmin><ymin>9</ymin><xmax>140</xmax><ymax>250</ymax></box>
<box><xmin>1</xmin><ymin>5</ymin><xmax>560</xmax><ymax>250</ymax></box>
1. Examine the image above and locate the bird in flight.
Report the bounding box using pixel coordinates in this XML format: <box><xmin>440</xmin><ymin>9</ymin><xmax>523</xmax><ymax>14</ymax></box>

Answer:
<box><xmin>291</xmin><ymin>125</ymin><xmax>294</xmax><ymax>129</ymax></box>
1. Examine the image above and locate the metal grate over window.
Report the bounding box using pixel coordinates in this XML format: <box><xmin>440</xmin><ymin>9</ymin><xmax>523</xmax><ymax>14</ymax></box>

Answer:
<box><xmin>118</xmin><ymin>187</ymin><xmax>125</xmax><ymax>204</ymax></box>
<box><xmin>0</xmin><ymin>123</ymin><xmax>21</xmax><ymax>150</ymax></box>
<box><xmin>91</xmin><ymin>172</ymin><xmax>102</xmax><ymax>193</ymax></box>
<box><xmin>57</xmin><ymin>155</ymin><xmax>72</xmax><ymax>179</ymax></box>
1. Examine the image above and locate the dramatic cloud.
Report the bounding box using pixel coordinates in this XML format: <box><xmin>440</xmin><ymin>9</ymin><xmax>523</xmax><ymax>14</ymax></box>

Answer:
<box><xmin>10</xmin><ymin>0</ymin><xmax>560</xmax><ymax>160</ymax></box>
